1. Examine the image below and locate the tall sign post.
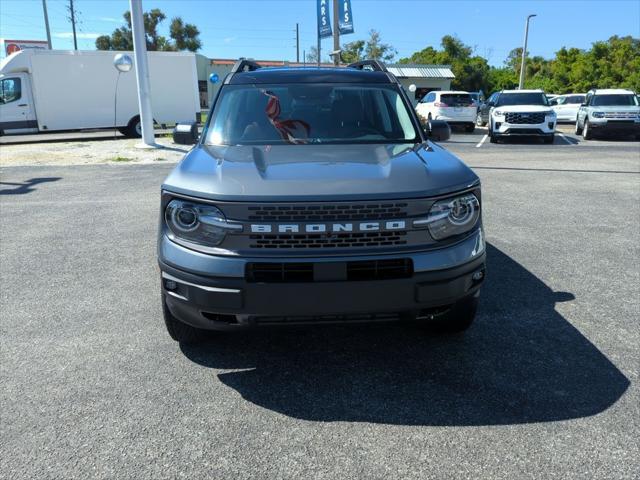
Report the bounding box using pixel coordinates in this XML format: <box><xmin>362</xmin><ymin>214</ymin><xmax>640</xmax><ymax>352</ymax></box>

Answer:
<box><xmin>332</xmin><ymin>0</ymin><xmax>340</xmax><ymax>66</ymax></box>
<box><xmin>129</xmin><ymin>0</ymin><xmax>158</xmax><ymax>147</ymax></box>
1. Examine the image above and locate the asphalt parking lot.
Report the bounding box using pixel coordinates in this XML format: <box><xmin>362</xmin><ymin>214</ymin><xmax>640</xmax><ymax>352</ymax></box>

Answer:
<box><xmin>1</xmin><ymin>132</ymin><xmax>639</xmax><ymax>479</ymax></box>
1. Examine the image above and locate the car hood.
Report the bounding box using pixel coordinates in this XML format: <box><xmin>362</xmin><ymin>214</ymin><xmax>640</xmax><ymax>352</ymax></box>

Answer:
<box><xmin>494</xmin><ymin>105</ymin><xmax>553</xmax><ymax>113</ymax></box>
<box><xmin>162</xmin><ymin>143</ymin><xmax>479</xmax><ymax>201</ymax></box>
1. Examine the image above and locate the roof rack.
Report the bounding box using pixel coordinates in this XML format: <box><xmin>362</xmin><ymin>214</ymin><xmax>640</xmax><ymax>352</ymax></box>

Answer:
<box><xmin>230</xmin><ymin>58</ymin><xmax>262</xmax><ymax>73</ymax></box>
<box><xmin>346</xmin><ymin>60</ymin><xmax>388</xmax><ymax>72</ymax></box>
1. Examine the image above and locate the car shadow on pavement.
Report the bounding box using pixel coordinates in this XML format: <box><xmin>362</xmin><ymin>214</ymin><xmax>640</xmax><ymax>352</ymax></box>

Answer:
<box><xmin>0</xmin><ymin>177</ymin><xmax>61</xmax><ymax>195</ymax></box>
<box><xmin>181</xmin><ymin>244</ymin><xmax>630</xmax><ymax>426</ymax></box>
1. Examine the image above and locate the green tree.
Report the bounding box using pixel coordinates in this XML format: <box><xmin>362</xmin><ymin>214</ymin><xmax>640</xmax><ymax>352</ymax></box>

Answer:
<box><xmin>341</xmin><ymin>40</ymin><xmax>365</xmax><ymax>63</ymax></box>
<box><xmin>364</xmin><ymin>30</ymin><xmax>396</xmax><ymax>62</ymax></box>
<box><xmin>95</xmin><ymin>8</ymin><xmax>201</xmax><ymax>52</ymax></box>
<box><xmin>399</xmin><ymin>35</ymin><xmax>490</xmax><ymax>92</ymax></box>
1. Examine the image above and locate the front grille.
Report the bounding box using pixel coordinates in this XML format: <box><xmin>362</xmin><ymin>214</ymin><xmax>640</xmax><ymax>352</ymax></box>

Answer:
<box><xmin>246</xmin><ymin>258</ymin><xmax>413</xmax><ymax>283</ymax></box>
<box><xmin>505</xmin><ymin>112</ymin><xmax>545</xmax><ymax>124</ymax></box>
<box><xmin>246</xmin><ymin>262</ymin><xmax>314</xmax><ymax>283</ymax></box>
<box><xmin>346</xmin><ymin>258</ymin><xmax>413</xmax><ymax>281</ymax></box>
<box><xmin>247</xmin><ymin>202</ymin><xmax>409</xmax><ymax>221</ymax></box>
<box><xmin>253</xmin><ymin>313</ymin><xmax>402</xmax><ymax>325</ymax></box>
<box><xmin>250</xmin><ymin>231</ymin><xmax>408</xmax><ymax>249</ymax></box>
<box><xmin>604</xmin><ymin>112</ymin><xmax>637</xmax><ymax>119</ymax></box>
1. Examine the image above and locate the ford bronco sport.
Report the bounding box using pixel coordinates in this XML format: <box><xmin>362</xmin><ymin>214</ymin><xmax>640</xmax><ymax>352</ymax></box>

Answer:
<box><xmin>159</xmin><ymin>60</ymin><xmax>486</xmax><ymax>343</ymax></box>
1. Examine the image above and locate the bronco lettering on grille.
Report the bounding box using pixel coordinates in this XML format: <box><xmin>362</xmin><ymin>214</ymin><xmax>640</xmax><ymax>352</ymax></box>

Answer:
<box><xmin>250</xmin><ymin>221</ymin><xmax>406</xmax><ymax>234</ymax></box>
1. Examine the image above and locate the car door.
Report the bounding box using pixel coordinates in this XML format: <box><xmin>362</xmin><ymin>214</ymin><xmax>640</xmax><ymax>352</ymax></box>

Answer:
<box><xmin>0</xmin><ymin>73</ymin><xmax>37</xmax><ymax>134</ymax></box>
<box><xmin>481</xmin><ymin>93</ymin><xmax>497</xmax><ymax>122</ymax></box>
<box><xmin>416</xmin><ymin>92</ymin><xmax>435</xmax><ymax>121</ymax></box>
<box><xmin>565</xmin><ymin>95</ymin><xmax>585</xmax><ymax>122</ymax></box>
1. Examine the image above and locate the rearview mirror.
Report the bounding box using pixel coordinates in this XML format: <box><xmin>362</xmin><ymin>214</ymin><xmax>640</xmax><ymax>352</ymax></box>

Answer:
<box><xmin>173</xmin><ymin>122</ymin><xmax>199</xmax><ymax>145</ymax></box>
<box><xmin>426</xmin><ymin>119</ymin><xmax>451</xmax><ymax>142</ymax></box>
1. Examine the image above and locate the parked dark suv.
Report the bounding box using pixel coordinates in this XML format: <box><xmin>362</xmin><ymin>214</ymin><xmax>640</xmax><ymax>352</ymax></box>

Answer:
<box><xmin>159</xmin><ymin>60</ymin><xmax>486</xmax><ymax>343</ymax></box>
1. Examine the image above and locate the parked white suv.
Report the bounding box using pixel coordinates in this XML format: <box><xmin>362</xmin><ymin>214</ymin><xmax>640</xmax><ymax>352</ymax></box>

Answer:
<box><xmin>488</xmin><ymin>90</ymin><xmax>556</xmax><ymax>144</ymax></box>
<box><xmin>416</xmin><ymin>90</ymin><xmax>477</xmax><ymax>132</ymax></box>
<box><xmin>550</xmin><ymin>93</ymin><xmax>586</xmax><ymax>122</ymax></box>
<box><xmin>575</xmin><ymin>89</ymin><xmax>640</xmax><ymax>140</ymax></box>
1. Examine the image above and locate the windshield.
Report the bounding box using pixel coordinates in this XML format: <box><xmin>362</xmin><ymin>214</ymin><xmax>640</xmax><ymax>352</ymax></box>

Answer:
<box><xmin>496</xmin><ymin>92</ymin><xmax>549</xmax><ymax>107</ymax></box>
<box><xmin>441</xmin><ymin>93</ymin><xmax>473</xmax><ymax>106</ymax></box>
<box><xmin>205</xmin><ymin>83</ymin><xmax>419</xmax><ymax>145</ymax></box>
<box><xmin>591</xmin><ymin>94</ymin><xmax>638</xmax><ymax>107</ymax></box>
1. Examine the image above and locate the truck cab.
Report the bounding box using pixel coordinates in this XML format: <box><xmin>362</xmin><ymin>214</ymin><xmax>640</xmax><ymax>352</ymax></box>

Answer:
<box><xmin>0</xmin><ymin>72</ymin><xmax>37</xmax><ymax>135</ymax></box>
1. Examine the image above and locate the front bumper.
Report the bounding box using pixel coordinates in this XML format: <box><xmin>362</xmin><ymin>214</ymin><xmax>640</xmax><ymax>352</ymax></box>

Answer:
<box><xmin>158</xmin><ymin>228</ymin><xmax>486</xmax><ymax>330</ymax></box>
<box><xmin>589</xmin><ymin>120</ymin><xmax>640</xmax><ymax>135</ymax></box>
<box><xmin>493</xmin><ymin>119</ymin><xmax>555</xmax><ymax>136</ymax></box>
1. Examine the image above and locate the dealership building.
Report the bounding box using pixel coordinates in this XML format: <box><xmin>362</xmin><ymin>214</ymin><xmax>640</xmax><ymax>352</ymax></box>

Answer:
<box><xmin>195</xmin><ymin>55</ymin><xmax>455</xmax><ymax>108</ymax></box>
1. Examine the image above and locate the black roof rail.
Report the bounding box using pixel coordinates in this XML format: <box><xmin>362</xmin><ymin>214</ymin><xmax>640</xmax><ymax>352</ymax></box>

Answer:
<box><xmin>230</xmin><ymin>58</ymin><xmax>262</xmax><ymax>73</ymax></box>
<box><xmin>347</xmin><ymin>60</ymin><xmax>388</xmax><ymax>72</ymax></box>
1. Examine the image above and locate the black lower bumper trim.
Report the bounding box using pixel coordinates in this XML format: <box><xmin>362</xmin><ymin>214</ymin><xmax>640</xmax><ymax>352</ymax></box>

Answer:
<box><xmin>160</xmin><ymin>254</ymin><xmax>486</xmax><ymax>330</ymax></box>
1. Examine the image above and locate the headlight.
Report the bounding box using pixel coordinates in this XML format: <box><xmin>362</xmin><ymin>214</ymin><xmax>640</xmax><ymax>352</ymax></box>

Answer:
<box><xmin>591</xmin><ymin>111</ymin><xmax>605</xmax><ymax>118</ymax></box>
<box><xmin>423</xmin><ymin>194</ymin><xmax>480</xmax><ymax>240</ymax></box>
<box><xmin>165</xmin><ymin>199</ymin><xmax>234</xmax><ymax>247</ymax></box>
<box><xmin>543</xmin><ymin>110</ymin><xmax>555</xmax><ymax>116</ymax></box>
<box><xmin>494</xmin><ymin>110</ymin><xmax>505</xmax><ymax>116</ymax></box>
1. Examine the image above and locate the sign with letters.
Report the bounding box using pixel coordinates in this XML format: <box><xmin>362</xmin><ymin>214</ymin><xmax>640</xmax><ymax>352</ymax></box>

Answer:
<box><xmin>317</xmin><ymin>0</ymin><xmax>333</xmax><ymax>38</ymax></box>
<box><xmin>338</xmin><ymin>0</ymin><xmax>354</xmax><ymax>35</ymax></box>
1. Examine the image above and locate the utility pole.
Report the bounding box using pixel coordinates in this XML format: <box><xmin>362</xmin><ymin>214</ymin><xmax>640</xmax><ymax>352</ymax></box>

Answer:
<box><xmin>42</xmin><ymin>0</ymin><xmax>52</xmax><ymax>49</ymax></box>
<box><xmin>130</xmin><ymin>0</ymin><xmax>157</xmax><ymax>147</ymax></box>
<box><xmin>332</xmin><ymin>0</ymin><xmax>340</xmax><ymax>66</ymax></box>
<box><xmin>518</xmin><ymin>14</ymin><xmax>536</xmax><ymax>89</ymax></box>
<box><xmin>295</xmin><ymin>23</ymin><xmax>300</xmax><ymax>63</ymax></box>
<box><xmin>69</xmin><ymin>0</ymin><xmax>78</xmax><ymax>50</ymax></box>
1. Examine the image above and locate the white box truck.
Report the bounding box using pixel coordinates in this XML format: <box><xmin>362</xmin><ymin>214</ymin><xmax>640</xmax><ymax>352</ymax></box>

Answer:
<box><xmin>0</xmin><ymin>49</ymin><xmax>200</xmax><ymax>137</ymax></box>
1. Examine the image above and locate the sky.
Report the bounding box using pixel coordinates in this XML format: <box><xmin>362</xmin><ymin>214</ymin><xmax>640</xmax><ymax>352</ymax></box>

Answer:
<box><xmin>1</xmin><ymin>0</ymin><xmax>639</xmax><ymax>65</ymax></box>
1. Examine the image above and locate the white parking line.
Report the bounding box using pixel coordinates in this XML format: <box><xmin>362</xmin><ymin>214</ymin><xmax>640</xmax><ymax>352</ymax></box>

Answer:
<box><xmin>558</xmin><ymin>133</ymin><xmax>573</xmax><ymax>145</ymax></box>
<box><xmin>476</xmin><ymin>134</ymin><xmax>488</xmax><ymax>148</ymax></box>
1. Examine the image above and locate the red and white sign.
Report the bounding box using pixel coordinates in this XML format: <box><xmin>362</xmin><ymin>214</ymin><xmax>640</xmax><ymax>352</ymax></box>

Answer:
<box><xmin>1</xmin><ymin>39</ymin><xmax>49</xmax><ymax>56</ymax></box>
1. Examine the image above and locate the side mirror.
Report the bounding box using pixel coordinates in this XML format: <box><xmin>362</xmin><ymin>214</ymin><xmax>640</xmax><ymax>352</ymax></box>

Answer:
<box><xmin>426</xmin><ymin>119</ymin><xmax>451</xmax><ymax>142</ymax></box>
<box><xmin>173</xmin><ymin>122</ymin><xmax>199</xmax><ymax>145</ymax></box>
<box><xmin>486</xmin><ymin>101</ymin><xmax>495</xmax><ymax>107</ymax></box>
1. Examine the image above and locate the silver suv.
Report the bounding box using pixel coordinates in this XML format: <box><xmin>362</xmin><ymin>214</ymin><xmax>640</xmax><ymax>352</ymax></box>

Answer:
<box><xmin>576</xmin><ymin>89</ymin><xmax>640</xmax><ymax>140</ymax></box>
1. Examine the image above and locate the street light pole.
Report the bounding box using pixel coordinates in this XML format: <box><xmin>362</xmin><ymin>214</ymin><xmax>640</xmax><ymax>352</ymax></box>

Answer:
<box><xmin>130</xmin><ymin>0</ymin><xmax>158</xmax><ymax>147</ymax></box>
<box><xmin>42</xmin><ymin>0</ymin><xmax>52</xmax><ymax>49</ymax></box>
<box><xmin>518</xmin><ymin>14</ymin><xmax>536</xmax><ymax>90</ymax></box>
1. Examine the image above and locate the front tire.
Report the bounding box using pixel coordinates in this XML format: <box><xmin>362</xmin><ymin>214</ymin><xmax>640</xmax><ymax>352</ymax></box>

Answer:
<box><xmin>124</xmin><ymin>116</ymin><xmax>142</xmax><ymax>138</ymax></box>
<box><xmin>476</xmin><ymin>113</ymin><xmax>486</xmax><ymax>127</ymax></box>
<box><xmin>575</xmin><ymin>119</ymin><xmax>583</xmax><ymax>135</ymax></box>
<box><xmin>489</xmin><ymin>123</ymin><xmax>498</xmax><ymax>143</ymax></box>
<box><xmin>162</xmin><ymin>298</ymin><xmax>208</xmax><ymax>344</ymax></box>
<box><xmin>582</xmin><ymin>120</ymin><xmax>592</xmax><ymax>140</ymax></box>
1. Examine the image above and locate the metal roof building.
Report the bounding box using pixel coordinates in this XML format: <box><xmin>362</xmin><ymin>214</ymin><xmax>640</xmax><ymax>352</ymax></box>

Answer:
<box><xmin>386</xmin><ymin>64</ymin><xmax>455</xmax><ymax>105</ymax></box>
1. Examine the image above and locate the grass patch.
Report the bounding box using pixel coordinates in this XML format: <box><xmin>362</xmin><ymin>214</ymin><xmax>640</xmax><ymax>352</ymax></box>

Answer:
<box><xmin>111</xmin><ymin>156</ymin><xmax>133</xmax><ymax>162</ymax></box>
